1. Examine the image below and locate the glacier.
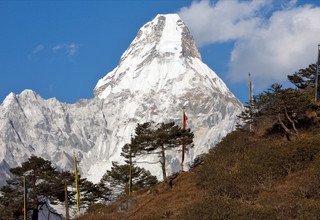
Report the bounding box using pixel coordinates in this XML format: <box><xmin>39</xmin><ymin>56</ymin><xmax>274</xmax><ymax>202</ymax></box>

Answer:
<box><xmin>0</xmin><ymin>14</ymin><xmax>242</xmax><ymax>186</ymax></box>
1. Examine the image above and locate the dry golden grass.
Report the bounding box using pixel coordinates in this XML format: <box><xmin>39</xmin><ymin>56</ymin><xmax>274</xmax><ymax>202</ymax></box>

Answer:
<box><xmin>80</xmin><ymin>128</ymin><xmax>320</xmax><ymax>219</ymax></box>
<box><xmin>79</xmin><ymin>166</ymin><xmax>207</xmax><ymax>220</ymax></box>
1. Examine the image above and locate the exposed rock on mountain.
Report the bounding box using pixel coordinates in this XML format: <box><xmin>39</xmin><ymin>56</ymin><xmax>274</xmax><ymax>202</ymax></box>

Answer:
<box><xmin>0</xmin><ymin>14</ymin><xmax>242</xmax><ymax>185</ymax></box>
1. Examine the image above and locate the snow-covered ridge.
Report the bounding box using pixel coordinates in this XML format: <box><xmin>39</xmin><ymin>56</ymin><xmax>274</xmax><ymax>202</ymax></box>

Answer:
<box><xmin>94</xmin><ymin>14</ymin><xmax>202</xmax><ymax>99</ymax></box>
<box><xmin>0</xmin><ymin>14</ymin><xmax>242</xmax><ymax>185</ymax></box>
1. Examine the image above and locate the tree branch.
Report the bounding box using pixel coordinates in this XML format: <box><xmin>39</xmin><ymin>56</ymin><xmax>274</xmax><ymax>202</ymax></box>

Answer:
<box><xmin>278</xmin><ymin>113</ymin><xmax>293</xmax><ymax>140</ymax></box>
<box><xmin>284</xmin><ymin>108</ymin><xmax>300</xmax><ymax>140</ymax></box>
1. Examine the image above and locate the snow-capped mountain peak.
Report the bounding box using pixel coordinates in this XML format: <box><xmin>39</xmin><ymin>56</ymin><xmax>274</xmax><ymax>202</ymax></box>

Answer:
<box><xmin>94</xmin><ymin>13</ymin><xmax>202</xmax><ymax>99</ymax></box>
<box><xmin>124</xmin><ymin>13</ymin><xmax>201</xmax><ymax>60</ymax></box>
<box><xmin>87</xmin><ymin>14</ymin><xmax>242</xmax><ymax>182</ymax></box>
<box><xmin>0</xmin><ymin>14</ymin><xmax>242</xmax><ymax>186</ymax></box>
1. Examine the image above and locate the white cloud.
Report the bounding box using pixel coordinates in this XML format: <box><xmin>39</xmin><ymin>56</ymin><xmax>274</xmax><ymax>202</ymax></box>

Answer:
<box><xmin>179</xmin><ymin>0</ymin><xmax>271</xmax><ymax>46</ymax></box>
<box><xmin>179</xmin><ymin>0</ymin><xmax>320</xmax><ymax>89</ymax></box>
<box><xmin>28</xmin><ymin>44</ymin><xmax>45</xmax><ymax>59</ymax></box>
<box><xmin>32</xmin><ymin>44</ymin><xmax>45</xmax><ymax>54</ymax></box>
<box><xmin>52</xmin><ymin>42</ymin><xmax>80</xmax><ymax>56</ymax></box>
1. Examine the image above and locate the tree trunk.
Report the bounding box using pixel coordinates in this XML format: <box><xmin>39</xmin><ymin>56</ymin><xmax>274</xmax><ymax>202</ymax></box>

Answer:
<box><xmin>160</xmin><ymin>145</ymin><xmax>167</xmax><ymax>182</ymax></box>
<box><xmin>31</xmin><ymin>209</ymin><xmax>38</xmax><ymax>220</ymax></box>
<box><xmin>278</xmin><ymin>114</ymin><xmax>293</xmax><ymax>140</ymax></box>
<box><xmin>285</xmin><ymin>132</ymin><xmax>291</xmax><ymax>141</ymax></box>
<box><xmin>128</xmin><ymin>151</ymin><xmax>133</xmax><ymax>196</ymax></box>
<box><xmin>180</xmin><ymin>144</ymin><xmax>185</xmax><ymax>172</ymax></box>
<box><xmin>285</xmin><ymin>109</ymin><xmax>300</xmax><ymax>140</ymax></box>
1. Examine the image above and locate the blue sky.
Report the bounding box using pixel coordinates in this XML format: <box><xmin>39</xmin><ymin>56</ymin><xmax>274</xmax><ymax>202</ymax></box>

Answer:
<box><xmin>0</xmin><ymin>0</ymin><xmax>319</xmax><ymax>104</ymax></box>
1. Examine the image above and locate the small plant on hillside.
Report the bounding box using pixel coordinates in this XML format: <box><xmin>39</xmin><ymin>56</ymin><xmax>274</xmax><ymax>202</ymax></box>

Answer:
<box><xmin>236</xmin><ymin>101</ymin><xmax>257</xmax><ymax>131</ymax></box>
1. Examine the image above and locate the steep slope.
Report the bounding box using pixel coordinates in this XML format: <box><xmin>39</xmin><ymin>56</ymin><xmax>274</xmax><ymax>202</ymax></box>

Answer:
<box><xmin>89</xmin><ymin>14</ymin><xmax>242</xmax><ymax>181</ymax></box>
<box><xmin>0</xmin><ymin>90</ymin><xmax>108</xmax><ymax>185</ymax></box>
<box><xmin>80</xmin><ymin>129</ymin><xmax>320</xmax><ymax>220</ymax></box>
<box><xmin>0</xmin><ymin>14</ymin><xmax>241</xmax><ymax>185</ymax></box>
<box><xmin>80</xmin><ymin>166</ymin><xmax>207</xmax><ymax>220</ymax></box>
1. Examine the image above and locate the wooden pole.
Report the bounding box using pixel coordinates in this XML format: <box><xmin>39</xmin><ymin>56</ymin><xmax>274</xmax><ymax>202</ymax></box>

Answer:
<box><xmin>181</xmin><ymin>111</ymin><xmax>186</xmax><ymax>172</ymax></box>
<box><xmin>316</xmin><ymin>44</ymin><xmax>320</xmax><ymax>102</ymax></box>
<box><xmin>74</xmin><ymin>154</ymin><xmax>80</xmax><ymax>218</ymax></box>
<box><xmin>23</xmin><ymin>176</ymin><xmax>27</xmax><ymax>220</ymax></box>
<box><xmin>248</xmin><ymin>73</ymin><xmax>253</xmax><ymax>132</ymax></box>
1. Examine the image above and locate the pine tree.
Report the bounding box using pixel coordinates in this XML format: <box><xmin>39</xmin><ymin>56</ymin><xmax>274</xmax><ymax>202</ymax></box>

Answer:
<box><xmin>100</xmin><ymin>142</ymin><xmax>157</xmax><ymax>196</ymax></box>
<box><xmin>236</xmin><ymin>100</ymin><xmax>256</xmax><ymax>131</ymax></box>
<box><xmin>0</xmin><ymin>177</ymin><xmax>24</xmax><ymax>219</ymax></box>
<box><xmin>255</xmin><ymin>84</ymin><xmax>317</xmax><ymax>140</ymax></box>
<box><xmin>131</xmin><ymin>122</ymin><xmax>193</xmax><ymax>181</ymax></box>
<box><xmin>0</xmin><ymin>156</ymin><xmax>110</xmax><ymax>219</ymax></box>
<box><xmin>121</xmin><ymin>143</ymin><xmax>135</xmax><ymax>195</ymax></box>
<box><xmin>100</xmin><ymin>161</ymin><xmax>157</xmax><ymax>196</ymax></box>
<box><xmin>287</xmin><ymin>63</ymin><xmax>317</xmax><ymax>89</ymax></box>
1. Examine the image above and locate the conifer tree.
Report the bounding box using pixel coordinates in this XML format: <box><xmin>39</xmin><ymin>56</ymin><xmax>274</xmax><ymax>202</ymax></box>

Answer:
<box><xmin>121</xmin><ymin>143</ymin><xmax>134</xmax><ymax>195</ymax></box>
<box><xmin>0</xmin><ymin>156</ymin><xmax>110</xmax><ymax>219</ymax></box>
<box><xmin>131</xmin><ymin>122</ymin><xmax>193</xmax><ymax>181</ymax></box>
<box><xmin>287</xmin><ymin>63</ymin><xmax>317</xmax><ymax>89</ymax></box>
<box><xmin>100</xmin><ymin>142</ymin><xmax>157</xmax><ymax>196</ymax></box>
<box><xmin>100</xmin><ymin>161</ymin><xmax>157</xmax><ymax>196</ymax></box>
<box><xmin>255</xmin><ymin>84</ymin><xmax>317</xmax><ymax>140</ymax></box>
<box><xmin>236</xmin><ymin>100</ymin><xmax>256</xmax><ymax>131</ymax></box>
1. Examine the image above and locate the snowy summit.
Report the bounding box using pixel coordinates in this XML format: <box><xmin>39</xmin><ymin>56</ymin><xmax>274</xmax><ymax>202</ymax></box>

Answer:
<box><xmin>94</xmin><ymin>14</ymin><xmax>230</xmax><ymax>98</ymax></box>
<box><xmin>0</xmin><ymin>14</ymin><xmax>242</xmax><ymax>185</ymax></box>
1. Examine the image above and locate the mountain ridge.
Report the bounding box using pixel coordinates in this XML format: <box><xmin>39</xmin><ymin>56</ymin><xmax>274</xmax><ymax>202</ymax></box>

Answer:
<box><xmin>0</xmin><ymin>13</ymin><xmax>242</xmax><ymax>185</ymax></box>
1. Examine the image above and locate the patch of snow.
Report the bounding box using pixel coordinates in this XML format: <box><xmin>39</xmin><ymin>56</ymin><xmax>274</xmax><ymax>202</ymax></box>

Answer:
<box><xmin>0</xmin><ymin>14</ymin><xmax>242</xmax><ymax>187</ymax></box>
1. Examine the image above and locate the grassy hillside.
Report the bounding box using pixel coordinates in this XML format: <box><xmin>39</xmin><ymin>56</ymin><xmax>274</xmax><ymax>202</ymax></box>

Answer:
<box><xmin>179</xmin><ymin>128</ymin><xmax>320</xmax><ymax>219</ymax></box>
<box><xmin>80</xmin><ymin>165</ymin><xmax>207</xmax><ymax>219</ymax></box>
<box><xmin>80</xmin><ymin>126</ymin><xmax>320</xmax><ymax>219</ymax></box>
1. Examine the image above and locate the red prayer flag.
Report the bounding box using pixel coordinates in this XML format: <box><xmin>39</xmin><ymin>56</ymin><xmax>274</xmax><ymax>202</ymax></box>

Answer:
<box><xmin>182</xmin><ymin>111</ymin><xmax>187</xmax><ymax>129</ymax></box>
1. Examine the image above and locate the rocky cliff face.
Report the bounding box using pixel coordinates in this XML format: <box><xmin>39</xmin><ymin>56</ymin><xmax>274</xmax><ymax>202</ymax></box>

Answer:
<box><xmin>0</xmin><ymin>14</ymin><xmax>242</xmax><ymax>185</ymax></box>
<box><xmin>0</xmin><ymin>90</ymin><xmax>107</xmax><ymax>185</ymax></box>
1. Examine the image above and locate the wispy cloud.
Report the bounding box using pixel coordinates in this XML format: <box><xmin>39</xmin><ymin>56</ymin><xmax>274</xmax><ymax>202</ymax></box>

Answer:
<box><xmin>28</xmin><ymin>44</ymin><xmax>45</xmax><ymax>59</ymax></box>
<box><xmin>28</xmin><ymin>42</ymin><xmax>80</xmax><ymax>60</ymax></box>
<box><xmin>32</xmin><ymin>44</ymin><xmax>45</xmax><ymax>54</ymax></box>
<box><xmin>180</xmin><ymin>0</ymin><xmax>270</xmax><ymax>46</ymax></box>
<box><xmin>179</xmin><ymin>0</ymin><xmax>320</xmax><ymax>90</ymax></box>
<box><xmin>52</xmin><ymin>42</ymin><xmax>80</xmax><ymax>56</ymax></box>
